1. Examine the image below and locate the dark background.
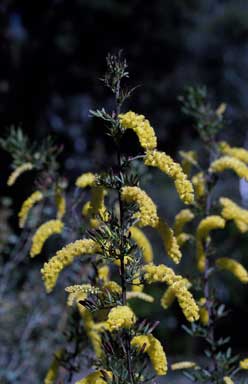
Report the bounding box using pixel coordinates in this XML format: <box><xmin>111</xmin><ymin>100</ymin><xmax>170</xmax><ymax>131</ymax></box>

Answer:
<box><xmin>1</xmin><ymin>1</ymin><xmax>248</xmax><ymax>382</ymax></box>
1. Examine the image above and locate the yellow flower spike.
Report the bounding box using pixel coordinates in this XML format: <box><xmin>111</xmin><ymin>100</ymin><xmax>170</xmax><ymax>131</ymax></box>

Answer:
<box><xmin>240</xmin><ymin>358</ymin><xmax>248</xmax><ymax>369</ymax></box>
<box><xmin>41</xmin><ymin>239</ymin><xmax>101</xmax><ymax>293</ymax></box>
<box><xmin>65</xmin><ymin>284</ymin><xmax>95</xmax><ymax>306</ymax></box>
<box><xmin>30</xmin><ymin>219</ymin><xmax>64</xmax><ymax>258</ymax></box>
<box><xmin>75</xmin><ymin>172</ymin><xmax>96</xmax><ymax>188</ymax></box>
<box><xmin>118</xmin><ymin>111</ymin><xmax>157</xmax><ymax>150</ymax></box>
<box><xmin>161</xmin><ymin>278</ymin><xmax>190</xmax><ymax>310</ymax></box>
<box><xmin>171</xmin><ymin>279</ymin><xmax>200</xmax><ymax>322</ymax></box>
<box><xmin>103</xmin><ymin>281</ymin><xmax>122</xmax><ymax>294</ymax></box>
<box><xmin>215</xmin><ymin>258</ymin><xmax>248</xmax><ymax>283</ymax></box>
<box><xmin>223</xmin><ymin>376</ymin><xmax>234</xmax><ymax>384</ymax></box>
<box><xmin>174</xmin><ymin>209</ymin><xmax>194</xmax><ymax>236</ymax></box>
<box><xmin>143</xmin><ymin>264</ymin><xmax>178</xmax><ymax>285</ymax></box>
<box><xmin>75</xmin><ymin>370</ymin><xmax>112</xmax><ymax>384</ymax></box>
<box><xmin>192</xmin><ymin>172</ymin><xmax>206</xmax><ymax>199</ymax></box>
<box><xmin>171</xmin><ymin>361</ymin><xmax>197</xmax><ymax>370</ymax></box>
<box><xmin>44</xmin><ymin>350</ymin><xmax>63</xmax><ymax>384</ymax></box>
<box><xmin>198</xmin><ymin>297</ymin><xmax>209</xmax><ymax>326</ymax></box>
<box><xmin>144</xmin><ymin>149</ymin><xmax>194</xmax><ymax>205</ymax></box>
<box><xmin>121</xmin><ymin>186</ymin><xmax>159</xmax><ymax>228</ymax></box>
<box><xmin>176</xmin><ymin>232</ymin><xmax>192</xmax><ymax>247</ymax></box>
<box><xmin>220</xmin><ymin>197</ymin><xmax>248</xmax><ymax>233</ymax></box>
<box><xmin>156</xmin><ymin>217</ymin><xmax>182</xmax><ymax>264</ymax></box>
<box><xmin>127</xmin><ymin>291</ymin><xmax>154</xmax><ymax>303</ymax></box>
<box><xmin>106</xmin><ymin>305</ymin><xmax>136</xmax><ymax>331</ymax></box>
<box><xmin>129</xmin><ymin>226</ymin><xmax>153</xmax><ymax>263</ymax></box>
<box><xmin>179</xmin><ymin>150</ymin><xmax>198</xmax><ymax>177</ymax></box>
<box><xmin>131</xmin><ymin>334</ymin><xmax>167</xmax><ymax>376</ymax></box>
<box><xmin>7</xmin><ymin>162</ymin><xmax>33</xmax><ymax>186</ymax></box>
<box><xmin>219</xmin><ymin>141</ymin><xmax>248</xmax><ymax>164</ymax></box>
<box><xmin>18</xmin><ymin>191</ymin><xmax>43</xmax><ymax>228</ymax></box>
<box><xmin>97</xmin><ymin>265</ymin><xmax>109</xmax><ymax>283</ymax></box>
<box><xmin>209</xmin><ymin>155</ymin><xmax>248</xmax><ymax>180</ymax></box>
<box><xmin>55</xmin><ymin>189</ymin><xmax>66</xmax><ymax>219</ymax></box>
<box><xmin>196</xmin><ymin>215</ymin><xmax>225</xmax><ymax>272</ymax></box>
<box><xmin>131</xmin><ymin>276</ymin><xmax>144</xmax><ymax>292</ymax></box>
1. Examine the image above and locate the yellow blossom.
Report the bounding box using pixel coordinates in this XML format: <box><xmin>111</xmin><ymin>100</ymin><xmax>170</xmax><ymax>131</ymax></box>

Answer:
<box><xmin>143</xmin><ymin>264</ymin><xmax>199</xmax><ymax>322</ymax></box>
<box><xmin>44</xmin><ymin>350</ymin><xmax>63</xmax><ymax>384</ymax></box>
<box><xmin>18</xmin><ymin>191</ymin><xmax>43</xmax><ymax>228</ymax></box>
<box><xmin>75</xmin><ymin>172</ymin><xmax>96</xmax><ymax>188</ymax></box>
<box><xmin>161</xmin><ymin>278</ymin><xmax>190</xmax><ymax>310</ymax></box>
<box><xmin>144</xmin><ymin>150</ymin><xmax>194</xmax><ymax>205</ymax></box>
<box><xmin>215</xmin><ymin>258</ymin><xmax>248</xmax><ymax>283</ymax></box>
<box><xmin>209</xmin><ymin>156</ymin><xmax>248</xmax><ymax>180</ymax></box>
<box><xmin>30</xmin><ymin>219</ymin><xmax>64</xmax><ymax>257</ymax></box>
<box><xmin>55</xmin><ymin>189</ymin><xmax>66</xmax><ymax>219</ymax></box>
<box><xmin>65</xmin><ymin>284</ymin><xmax>99</xmax><ymax>306</ymax></box>
<box><xmin>106</xmin><ymin>305</ymin><xmax>136</xmax><ymax>331</ymax></box>
<box><xmin>118</xmin><ymin>111</ymin><xmax>157</xmax><ymax>150</ymax></box>
<box><xmin>192</xmin><ymin>172</ymin><xmax>206</xmax><ymax>199</ymax></box>
<box><xmin>131</xmin><ymin>334</ymin><xmax>167</xmax><ymax>375</ymax></box>
<box><xmin>223</xmin><ymin>377</ymin><xmax>234</xmax><ymax>384</ymax></box>
<box><xmin>41</xmin><ymin>239</ymin><xmax>100</xmax><ymax>292</ymax></box>
<box><xmin>75</xmin><ymin>370</ymin><xmax>112</xmax><ymax>384</ymax></box>
<box><xmin>156</xmin><ymin>217</ymin><xmax>182</xmax><ymax>264</ymax></box>
<box><xmin>121</xmin><ymin>186</ymin><xmax>159</xmax><ymax>227</ymax></box>
<box><xmin>196</xmin><ymin>216</ymin><xmax>225</xmax><ymax>272</ymax></box>
<box><xmin>129</xmin><ymin>226</ymin><xmax>153</xmax><ymax>263</ymax></box>
<box><xmin>220</xmin><ymin>197</ymin><xmax>248</xmax><ymax>233</ymax></box>
<box><xmin>219</xmin><ymin>141</ymin><xmax>248</xmax><ymax>164</ymax></box>
<box><xmin>97</xmin><ymin>265</ymin><xmax>109</xmax><ymax>283</ymax></box>
<box><xmin>198</xmin><ymin>297</ymin><xmax>209</xmax><ymax>326</ymax></box>
<box><xmin>127</xmin><ymin>291</ymin><xmax>154</xmax><ymax>303</ymax></box>
<box><xmin>103</xmin><ymin>281</ymin><xmax>122</xmax><ymax>294</ymax></box>
<box><xmin>171</xmin><ymin>361</ymin><xmax>197</xmax><ymax>370</ymax></box>
<box><xmin>174</xmin><ymin>209</ymin><xmax>194</xmax><ymax>236</ymax></box>
<box><xmin>131</xmin><ymin>276</ymin><xmax>144</xmax><ymax>292</ymax></box>
<box><xmin>7</xmin><ymin>162</ymin><xmax>33</xmax><ymax>186</ymax></box>
<box><xmin>179</xmin><ymin>150</ymin><xmax>198</xmax><ymax>176</ymax></box>
<box><xmin>240</xmin><ymin>358</ymin><xmax>248</xmax><ymax>369</ymax></box>
<box><xmin>176</xmin><ymin>232</ymin><xmax>192</xmax><ymax>247</ymax></box>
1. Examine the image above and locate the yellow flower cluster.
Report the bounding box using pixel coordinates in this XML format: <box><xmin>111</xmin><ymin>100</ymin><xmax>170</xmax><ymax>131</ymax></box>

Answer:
<box><xmin>97</xmin><ymin>265</ymin><xmax>109</xmax><ymax>283</ymax></box>
<box><xmin>41</xmin><ymin>239</ymin><xmax>100</xmax><ymax>292</ymax></box>
<box><xmin>219</xmin><ymin>141</ymin><xmax>248</xmax><ymax>164</ymax></box>
<box><xmin>30</xmin><ymin>219</ymin><xmax>64</xmax><ymax>258</ymax></box>
<box><xmin>220</xmin><ymin>197</ymin><xmax>248</xmax><ymax>233</ymax></box>
<box><xmin>7</xmin><ymin>162</ymin><xmax>33</xmax><ymax>186</ymax></box>
<box><xmin>18</xmin><ymin>191</ymin><xmax>43</xmax><ymax>228</ymax></box>
<box><xmin>106</xmin><ymin>305</ymin><xmax>136</xmax><ymax>331</ymax></box>
<box><xmin>55</xmin><ymin>189</ymin><xmax>66</xmax><ymax>219</ymax></box>
<box><xmin>75</xmin><ymin>172</ymin><xmax>96</xmax><ymax>188</ymax></box>
<box><xmin>192</xmin><ymin>172</ymin><xmax>206</xmax><ymax>199</ymax></box>
<box><xmin>144</xmin><ymin>150</ymin><xmax>194</xmax><ymax>205</ymax></box>
<box><xmin>198</xmin><ymin>297</ymin><xmax>209</xmax><ymax>326</ymax></box>
<box><xmin>65</xmin><ymin>284</ymin><xmax>99</xmax><ymax>306</ymax></box>
<box><xmin>75</xmin><ymin>371</ymin><xmax>112</xmax><ymax>384</ymax></box>
<box><xmin>240</xmin><ymin>358</ymin><xmax>248</xmax><ymax>369</ymax></box>
<box><xmin>156</xmin><ymin>217</ymin><xmax>182</xmax><ymax>264</ymax></box>
<box><xmin>174</xmin><ymin>209</ymin><xmax>194</xmax><ymax>236</ymax></box>
<box><xmin>176</xmin><ymin>233</ymin><xmax>192</xmax><ymax>247</ymax></box>
<box><xmin>118</xmin><ymin>111</ymin><xmax>157</xmax><ymax>150</ymax></box>
<box><xmin>171</xmin><ymin>361</ymin><xmax>197</xmax><ymax>370</ymax></box>
<box><xmin>89</xmin><ymin>186</ymin><xmax>108</xmax><ymax>222</ymax></box>
<box><xmin>179</xmin><ymin>150</ymin><xmax>198</xmax><ymax>176</ymax></box>
<box><xmin>196</xmin><ymin>215</ymin><xmax>225</xmax><ymax>272</ymax></box>
<box><xmin>161</xmin><ymin>278</ymin><xmax>190</xmax><ymax>310</ymax></box>
<box><xmin>44</xmin><ymin>350</ymin><xmax>63</xmax><ymax>384</ymax></box>
<box><xmin>121</xmin><ymin>186</ymin><xmax>158</xmax><ymax>227</ymax></box>
<box><xmin>126</xmin><ymin>291</ymin><xmax>154</xmax><ymax>303</ymax></box>
<box><xmin>144</xmin><ymin>264</ymin><xmax>199</xmax><ymax>322</ymax></box>
<box><xmin>131</xmin><ymin>334</ymin><xmax>167</xmax><ymax>375</ymax></box>
<box><xmin>215</xmin><ymin>258</ymin><xmax>248</xmax><ymax>283</ymax></box>
<box><xmin>129</xmin><ymin>226</ymin><xmax>153</xmax><ymax>263</ymax></box>
<box><xmin>223</xmin><ymin>377</ymin><xmax>234</xmax><ymax>384</ymax></box>
<box><xmin>209</xmin><ymin>156</ymin><xmax>248</xmax><ymax>180</ymax></box>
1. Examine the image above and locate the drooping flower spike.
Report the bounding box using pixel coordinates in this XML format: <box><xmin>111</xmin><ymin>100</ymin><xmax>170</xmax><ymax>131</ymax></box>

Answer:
<box><xmin>7</xmin><ymin>162</ymin><xmax>33</xmax><ymax>186</ymax></box>
<box><xmin>30</xmin><ymin>219</ymin><xmax>64</xmax><ymax>257</ymax></box>
<box><xmin>215</xmin><ymin>258</ymin><xmax>248</xmax><ymax>283</ymax></box>
<box><xmin>18</xmin><ymin>190</ymin><xmax>43</xmax><ymax>228</ymax></box>
<box><xmin>219</xmin><ymin>141</ymin><xmax>248</xmax><ymax>164</ymax></box>
<box><xmin>41</xmin><ymin>239</ymin><xmax>101</xmax><ymax>292</ymax></box>
<box><xmin>209</xmin><ymin>156</ymin><xmax>248</xmax><ymax>181</ymax></box>
<box><xmin>220</xmin><ymin>197</ymin><xmax>248</xmax><ymax>233</ymax></box>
